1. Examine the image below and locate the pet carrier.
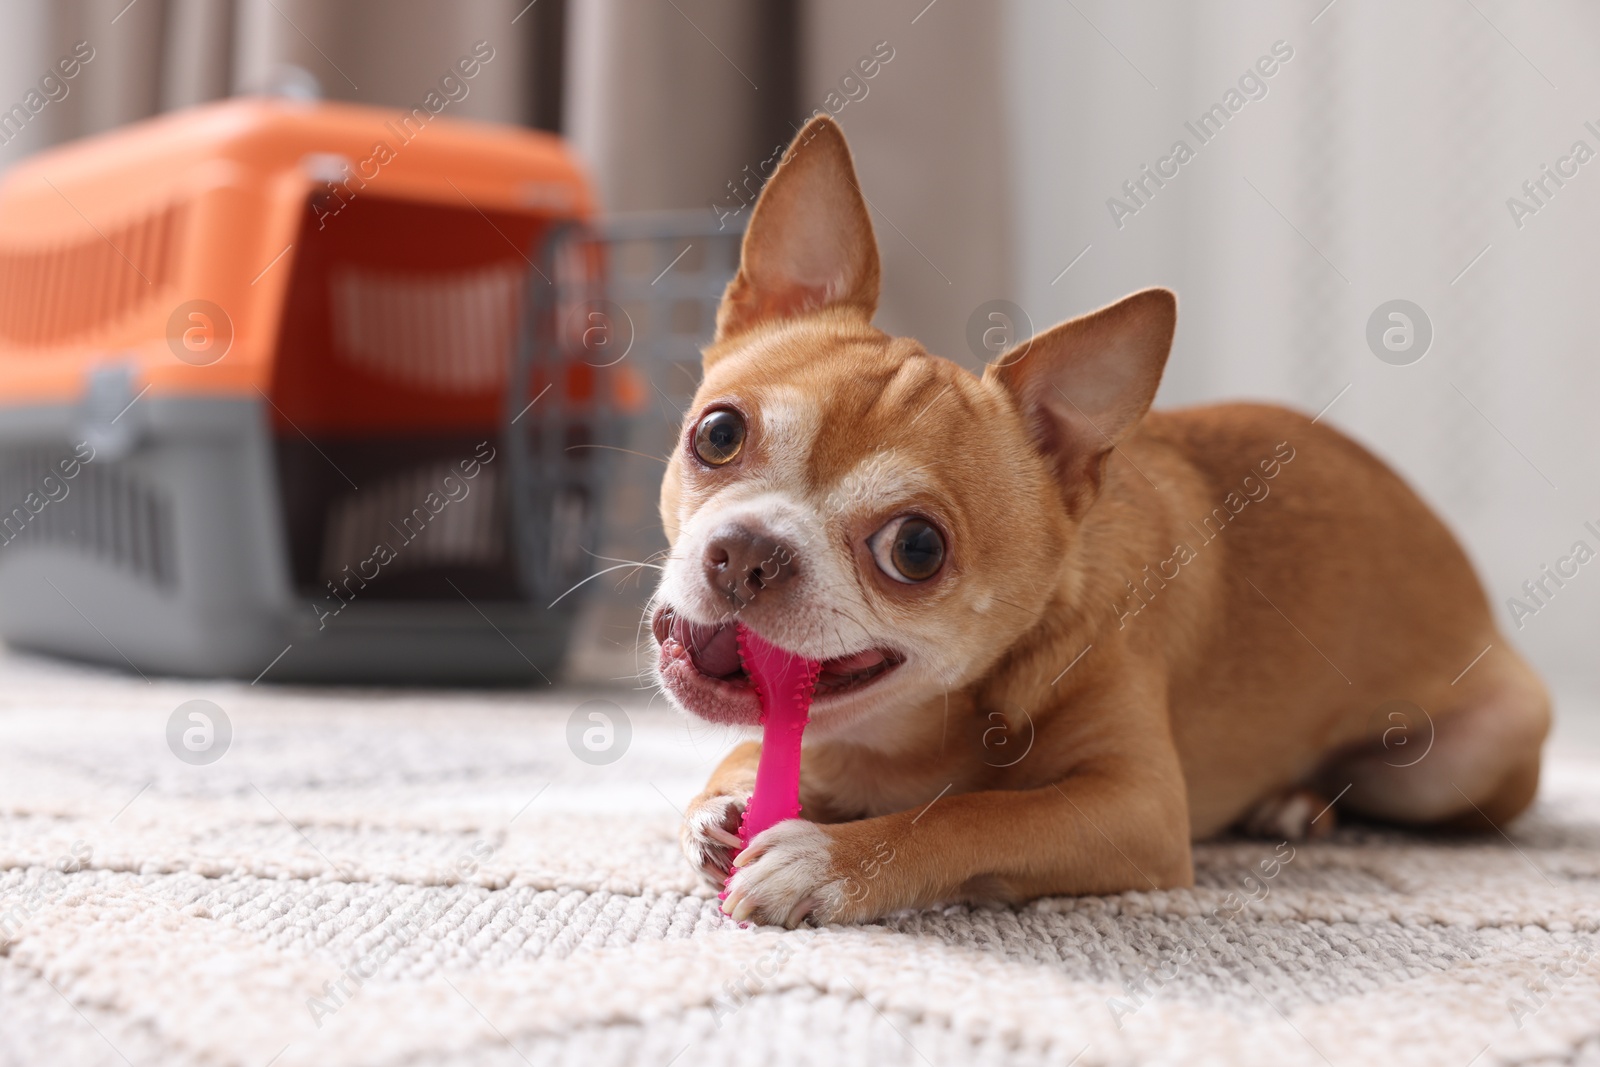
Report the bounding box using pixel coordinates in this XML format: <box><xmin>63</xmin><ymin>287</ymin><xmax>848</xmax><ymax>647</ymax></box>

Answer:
<box><xmin>0</xmin><ymin>98</ymin><xmax>657</xmax><ymax>683</ymax></box>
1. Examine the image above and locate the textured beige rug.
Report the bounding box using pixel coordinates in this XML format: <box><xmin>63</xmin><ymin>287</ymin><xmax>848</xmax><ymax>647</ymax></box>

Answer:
<box><xmin>2</xmin><ymin>647</ymin><xmax>1598</xmax><ymax>1067</ymax></box>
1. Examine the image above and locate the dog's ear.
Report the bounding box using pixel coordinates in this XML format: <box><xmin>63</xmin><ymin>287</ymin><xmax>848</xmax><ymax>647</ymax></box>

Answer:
<box><xmin>984</xmin><ymin>288</ymin><xmax>1176</xmax><ymax>513</ymax></box>
<box><xmin>712</xmin><ymin>115</ymin><xmax>880</xmax><ymax>346</ymax></box>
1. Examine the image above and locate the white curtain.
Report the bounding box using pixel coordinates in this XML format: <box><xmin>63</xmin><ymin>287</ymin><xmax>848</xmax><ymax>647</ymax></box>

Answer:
<box><xmin>1005</xmin><ymin>0</ymin><xmax>1599</xmax><ymax>713</ymax></box>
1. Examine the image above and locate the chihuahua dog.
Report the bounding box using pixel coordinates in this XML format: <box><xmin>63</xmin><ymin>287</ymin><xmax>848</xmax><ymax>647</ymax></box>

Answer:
<box><xmin>651</xmin><ymin>115</ymin><xmax>1550</xmax><ymax>927</ymax></box>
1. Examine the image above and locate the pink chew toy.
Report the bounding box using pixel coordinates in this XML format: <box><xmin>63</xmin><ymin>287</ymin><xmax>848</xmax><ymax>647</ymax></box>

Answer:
<box><xmin>733</xmin><ymin>623</ymin><xmax>821</xmax><ymax>852</ymax></box>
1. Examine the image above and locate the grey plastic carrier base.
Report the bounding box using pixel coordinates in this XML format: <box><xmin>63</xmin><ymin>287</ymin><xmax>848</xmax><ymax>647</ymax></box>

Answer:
<box><xmin>0</xmin><ymin>396</ymin><xmax>570</xmax><ymax>685</ymax></box>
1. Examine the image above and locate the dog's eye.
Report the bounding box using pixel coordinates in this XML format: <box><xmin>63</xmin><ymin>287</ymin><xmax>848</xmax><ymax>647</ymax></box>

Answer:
<box><xmin>692</xmin><ymin>409</ymin><xmax>745</xmax><ymax>466</ymax></box>
<box><xmin>870</xmin><ymin>516</ymin><xmax>945</xmax><ymax>583</ymax></box>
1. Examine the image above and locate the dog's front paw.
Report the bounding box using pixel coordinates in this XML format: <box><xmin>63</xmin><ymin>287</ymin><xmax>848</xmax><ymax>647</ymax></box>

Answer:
<box><xmin>682</xmin><ymin>790</ymin><xmax>749</xmax><ymax>886</ymax></box>
<box><xmin>721</xmin><ymin>821</ymin><xmax>860</xmax><ymax>928</ymax></box>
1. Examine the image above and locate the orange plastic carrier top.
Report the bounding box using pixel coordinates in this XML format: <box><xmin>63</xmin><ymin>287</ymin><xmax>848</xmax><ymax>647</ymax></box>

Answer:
<box><xmin>0</xmin><ymin>97</ymin><xmax>596</xmax><ymax>410</ymax></box>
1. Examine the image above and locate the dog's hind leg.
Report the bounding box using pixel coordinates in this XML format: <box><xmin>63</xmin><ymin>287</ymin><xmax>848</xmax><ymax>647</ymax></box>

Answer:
<box><xmin>1318</xmin><ymin>651</ymin><xmax>1550</xmax><ymax>831</ymax></box>
<box><xmin>1240</xmin><ymin>787</ymin><xmax>1338</xmax><ymax>841</ymax></box>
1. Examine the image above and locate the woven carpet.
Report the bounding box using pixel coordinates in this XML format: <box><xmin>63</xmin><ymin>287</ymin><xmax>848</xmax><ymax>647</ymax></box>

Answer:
<box><xmin>2</xmin><ymin>647</ymin><xmax>1598</xmax><ymax>1067</ymax></box>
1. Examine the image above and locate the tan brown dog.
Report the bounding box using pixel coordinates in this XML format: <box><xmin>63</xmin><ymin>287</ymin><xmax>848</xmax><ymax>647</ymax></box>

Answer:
<box><xmin>650</xmin><ymin>114</ymin><xmax>1550</xmax><ymax>928</ymax></box>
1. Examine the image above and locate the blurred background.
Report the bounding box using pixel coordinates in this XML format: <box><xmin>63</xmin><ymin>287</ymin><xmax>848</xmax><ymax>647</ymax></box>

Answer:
<box><xmin>0</xmin><ymin>0</ymin><xmax>1594</xmax><ymax>738</ymax></box>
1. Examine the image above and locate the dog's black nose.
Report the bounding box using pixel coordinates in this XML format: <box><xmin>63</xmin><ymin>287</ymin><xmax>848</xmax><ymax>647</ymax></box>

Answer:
<box><xmin>703</xmin><ymin>524</ymin><xmax>798</xmax><ymax>606</ymax></box>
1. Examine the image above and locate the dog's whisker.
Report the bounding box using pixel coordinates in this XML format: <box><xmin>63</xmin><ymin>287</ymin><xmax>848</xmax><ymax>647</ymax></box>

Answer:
<box><xmin>548</xmin><ymin>562</ymin><xmax>660</xmax><ymax>608</ymax></box>
<box><xmin>582</xmin><ymin>547</ymin><xmax>665</xmax><ymax>571</ymax></box>
<box><xmin>827</xmin><ymin>604</ymin><xmax>878</xmax><ymax>651</ymax></box>
<box><xmin>987</xmin><ymin>593</ymin><xmax>1048</xmax><ymax>622</ymax></box>
<box><xmin>564</xmin><ymin>443</ymin><xmax>670</xmax><ymax>465</ymax></box>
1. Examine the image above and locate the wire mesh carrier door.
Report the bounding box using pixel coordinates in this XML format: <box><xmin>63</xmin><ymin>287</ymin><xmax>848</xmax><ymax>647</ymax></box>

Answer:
<box><xmin>507</xmin><ymin>215</ymin><xmax>745</xmax><ymax>655</ymax></box>
<box><xmin>506</xmin><ymin>222</ymin><xmax>615</xmax><ymax>608</ymax></box>
<box><xmin>508</xmin><ymin>212</ymin><xmax>745</xmax><ymax>671</ymax></box>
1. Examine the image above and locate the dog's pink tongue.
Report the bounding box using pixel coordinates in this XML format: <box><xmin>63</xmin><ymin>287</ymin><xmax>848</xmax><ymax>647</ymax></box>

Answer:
<box><xmin>734</xmin><ymin>624</ymin><xmax>820</xmax><ymax>849</ymax></box>
<box><xmin>676</xmin><ymin>616</ymin><xmax>741</xmax><ymax>677</ymax></box>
